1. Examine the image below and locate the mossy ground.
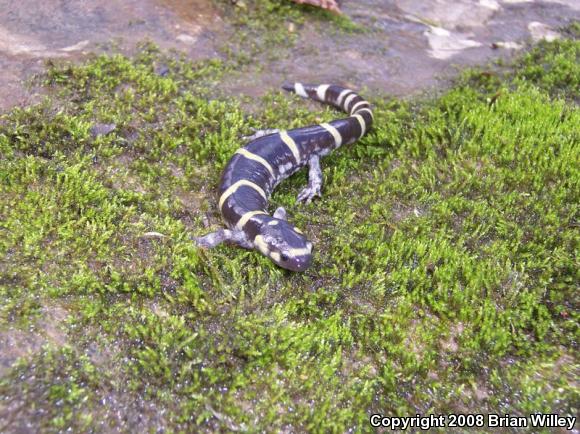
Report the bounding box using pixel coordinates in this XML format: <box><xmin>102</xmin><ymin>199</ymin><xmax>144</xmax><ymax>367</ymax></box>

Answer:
<box><xmin>0</xmin><ymin>3</ymin><xmax>578</xmax><ymax>432</ymax></box>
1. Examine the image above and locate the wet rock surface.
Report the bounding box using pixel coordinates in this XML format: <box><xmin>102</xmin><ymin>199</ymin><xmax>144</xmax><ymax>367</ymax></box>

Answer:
<box><xmin>0</xmin><ymin>0</ymin><xmax>578</xmax><ymax>110</ymax></box>
<box><xmin>0</xmin><ymin>0</ymin><xmax>222</xmax><ymax>110</ymax></box>
<box><xmin>246</xmin><ymin>0</ymin><xmax>577</xmax><ymax>96</ymax></box>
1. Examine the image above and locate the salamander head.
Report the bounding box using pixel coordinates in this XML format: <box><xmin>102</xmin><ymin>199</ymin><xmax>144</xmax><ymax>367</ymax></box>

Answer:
<box><xmin>254</xmin><ymin>219</ymin><xmax>313</xmax><ymax>271</ymax></box>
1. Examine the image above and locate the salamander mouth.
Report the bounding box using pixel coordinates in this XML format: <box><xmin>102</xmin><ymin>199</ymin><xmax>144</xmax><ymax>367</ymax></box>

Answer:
<box><xmin>279</xmin><ymin>254</ymin><xmax>312</xmax><ymax>272</ymax></box>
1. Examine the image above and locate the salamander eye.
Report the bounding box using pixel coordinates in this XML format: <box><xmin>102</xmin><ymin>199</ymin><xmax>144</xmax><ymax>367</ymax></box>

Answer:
<box><xmin>280</xmin><ymin>253</ymin><xmax>289</xmax><ymax>262</ymax></box>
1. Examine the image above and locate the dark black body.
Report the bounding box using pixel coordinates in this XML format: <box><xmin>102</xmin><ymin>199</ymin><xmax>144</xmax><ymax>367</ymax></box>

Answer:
<box><xmin>212</xmin><ymin>83</ymin><xmax>373</xmax><ymax>271</ymax></box>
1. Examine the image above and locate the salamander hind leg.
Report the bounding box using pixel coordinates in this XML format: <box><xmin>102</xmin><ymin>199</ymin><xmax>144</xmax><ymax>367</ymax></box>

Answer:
<box><xmin>194</xmin><ymin>229</ymin><xmax>253</xmax><ymax>249</ymax></box>
<box><xmin>297</xmin><ymin>155</ymin><xmax>322</xmax><ymax>204</ymax></box>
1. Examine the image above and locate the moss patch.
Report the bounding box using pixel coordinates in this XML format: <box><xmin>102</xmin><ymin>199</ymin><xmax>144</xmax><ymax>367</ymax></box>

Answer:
<box><xmin>1</xmin><ymin>21</ymin><xmax>578</xmax><ymax>433</ymax></box>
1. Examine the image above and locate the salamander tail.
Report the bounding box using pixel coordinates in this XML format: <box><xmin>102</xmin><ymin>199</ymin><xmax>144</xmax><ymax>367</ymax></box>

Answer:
<box><xmin>282</xmin><ymin>82</ymin><xmax>372</xmax><ymax>117</ymax></box>
<box><xmin>283</xmin><ymin>82</ymin><xmax>373</xmax><ymax>131</ymax></box>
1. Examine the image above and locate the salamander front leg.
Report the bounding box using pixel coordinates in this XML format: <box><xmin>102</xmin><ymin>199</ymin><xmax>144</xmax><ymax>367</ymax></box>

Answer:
<box><xmin>273</xmin><ymin>207</ymin><xmax>287</xmax><ymax>220</ymax></box>
<box><xmin>195</xmin><ymin>229</ymin><xmax>253</xmax><ymax>249</ymax></box>
<box><xmin>297</xmin><ymin>155</ymin><xmax>322</xmax><ymax>204</ymax></box>
<box><xmin>243</xmin><ymin>127</ymin><xmax>280</xmax><ymax>142</ymax></box>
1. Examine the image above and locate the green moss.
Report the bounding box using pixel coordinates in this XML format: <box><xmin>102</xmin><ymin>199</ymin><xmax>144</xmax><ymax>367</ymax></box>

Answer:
<box><xmin>1</xmin><ymin>23</ymin><xmax>578</xmax><ymax>433</ymax></box>
<box><xmin>0</xmin><ymin>347</ymin><xmax>103</xmax><ymax>431</ymax></box>
<box><xmin>514</xmin><ymin>38</ymin><xmax>580</xmax><ymax>100</ymax></box>
<box><xmin>459</xmin><ymin>27</ymin><xmax>579</xmax><ymax>101</ymax></box>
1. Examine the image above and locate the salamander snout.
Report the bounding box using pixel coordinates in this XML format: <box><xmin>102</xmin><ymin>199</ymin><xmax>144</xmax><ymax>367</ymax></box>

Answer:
<box><xmin>254</xmin><ymin>219</ymin><xmax>313</xmax><ymax>271</ymax></box>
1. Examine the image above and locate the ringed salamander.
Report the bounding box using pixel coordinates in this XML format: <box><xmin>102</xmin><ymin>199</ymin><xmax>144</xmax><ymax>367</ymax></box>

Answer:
<box><xmin>196</xmin><ymin>83</ymin><xmax>373</xmax><ymax>271</ymax></box>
